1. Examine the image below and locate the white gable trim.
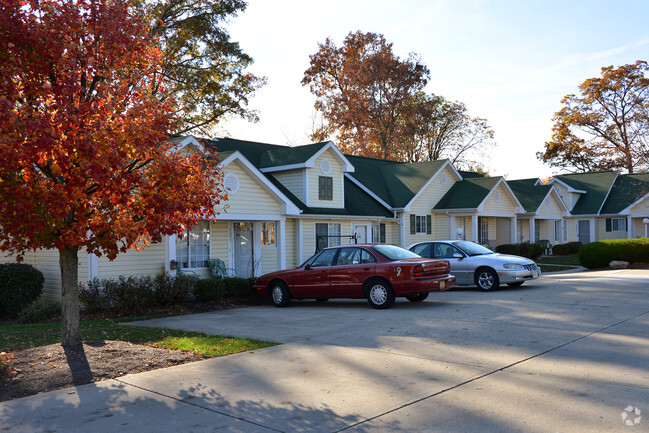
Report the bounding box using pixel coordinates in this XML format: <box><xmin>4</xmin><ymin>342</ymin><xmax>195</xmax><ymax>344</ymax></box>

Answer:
<box><xmin>549</xmin><ymin>178</ymin><xmax>587</xmax><ymax>194</ymax></box>
<box><xmin>533</xmin><ymin>187</ymin><xmax>571</xmax><ymax>216</ymax></box>
<box><xmin>218</xmin><ymin>151</ymin><xmax>301</xmax><ymax>215</ymax></box>
<box><xmin>476</xmin><ymin>178</ymin><xmax>525</xmax><ymax>213</ymax></box>
<box><xmin>596</xmin><ymin>173</ymin><xmax>619</xmax><ymax>216</ymax></box>
<box><xmin>169</xmin><ymin>135</ymin><xmax>205</xmax><ymax>154</ymax></box>
<box><xmin>403</xmin><ymin>160</ymin><xmax>462</xmax><ymax>212</ymax></box>
<box><xmin>259</xmin><ymin>141</ymin><xmax>355</xmax><ymax>174</ymax></box>
<box><xmin>344</xmin><ymin>173</ymin><xmax>393</xmax><ymax>211</ymax></box>
<box><xmin>619</xmin><ymin>191</ymin><xmax>649</xmax><ymax>215</ymax></box>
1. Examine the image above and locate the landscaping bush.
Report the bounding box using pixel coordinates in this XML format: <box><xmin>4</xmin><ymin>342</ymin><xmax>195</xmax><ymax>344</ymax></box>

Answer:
<box><xmin>79</xmin><ymin>273</ymin><xmax>198</xmax><ymax>314</ymax></box>
<box><xmin>225</xmin><ymin>277</ymin><xmax>252</xmax><ymax>297</ymax></box>
<box><xmin>0</xmin><ymin>263</ymin><xmax>45</xmax><ymax>318</ymax></box>
<box><xmin>495</xmin><ymin>244</ymin><xmax>520</xmax><ymax>255</ymax></box>
<box><xmin>578</xmin><ymin>238</ymin><xmax>649</xmax><ymax>269</ymax></box>
<box><xmin>553</xmin><ymin>241</ymin><xmax>582</xmax><ymax>256</ymax></box>
<box><xmin>193</xmin><ymin>279</ymin><xmax>226</xmax><ymax>302</ymax></box>
<box><xmin>519</xmin><ymin>242</ymin><xmax>544</xmax><ymax>260</ymax></box>
<box><xmin>17</xmin><ymin>299</ymin><xmax>62</xmax><ymax>324</ymax></box>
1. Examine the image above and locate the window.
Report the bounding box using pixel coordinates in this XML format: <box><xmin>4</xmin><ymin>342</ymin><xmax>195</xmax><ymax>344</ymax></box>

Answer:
<box><xmin>318</xmin><ymin>176</ymin><xmax>333</xmax><ymax>200</ymax></box>
<box><xmin>335</xmin><ymin>247</ymin><xmax>378</xmax><ymax>266</ymax></box>
<box><xmin>261</xmin><ymin>222</ymin><xmax>275</xmax><ymax>246</ymax></box>
<box><xmin>606</xmin><ymin>218</ymin><xmax>627</xmax><ymax>232</ymax></box>
<box><xmin>372</xmin><ymin>223</ymin><xmax>386</xmax><ymax>243</ymax></box>
<box><xmin>534</xmin><ymin>220</ymin><xmax>541</xmax><ymax>243</ymax></box>
<box><xmin>554</xmin><ymin>220</ymin><xmax>562</xmax><ymax>242</ymax></box>
<box><xmin>410</xmin><ymin>214</ymin><xmax>431</xmax><ymax>234</ymax></box>
<box><xmin>176</xmin><ymin>221</ymin><xmax>210</xmax><ymax>268</ymax></box>
<box><xmin>479</xmin><ymin>217</ymin><xmax>489</xmax><ymax>245</ymax></box>
<box><xmin>310</xmin><ymin>248</ymin><xmax>337</xmax><ymax>267</ymax></box>
<box><xmin>315</xmin><ymin>222</ymin><xmax>341</xmax><ymax>251</ymax></box>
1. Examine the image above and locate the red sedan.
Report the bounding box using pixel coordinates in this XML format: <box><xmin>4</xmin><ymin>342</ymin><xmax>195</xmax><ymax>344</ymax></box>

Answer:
<box><xmin>254</xmin><ymin>244</ymin><xmax>455</xmax><ymax>309</ymax></box>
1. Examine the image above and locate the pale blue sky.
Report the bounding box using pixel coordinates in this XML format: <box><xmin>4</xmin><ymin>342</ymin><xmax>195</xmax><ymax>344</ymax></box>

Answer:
<box><xmin>220</xmin><ymin>0</ymin><xmax>649</xmax><ymax>179</ymax></box>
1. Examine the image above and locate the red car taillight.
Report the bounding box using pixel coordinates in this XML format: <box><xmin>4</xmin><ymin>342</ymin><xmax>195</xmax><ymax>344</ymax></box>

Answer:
<box><xmin>413</xmin><ymin>264</ymin><xmax>424</xmax><ymax>277</ymax></box>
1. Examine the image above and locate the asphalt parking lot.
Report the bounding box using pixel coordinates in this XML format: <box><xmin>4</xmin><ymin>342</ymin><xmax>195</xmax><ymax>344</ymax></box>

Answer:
<box><xmin>2</xmin><ymin>268</ymin><xmax>648</xmax><ymax>432</ymax></box>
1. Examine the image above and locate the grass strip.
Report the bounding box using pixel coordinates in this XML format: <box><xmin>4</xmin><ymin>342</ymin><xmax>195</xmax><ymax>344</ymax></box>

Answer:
<box><xmin>0</xmin><ymin>317</ymin><xmax>277</xmax><ymax>357</ymax></box>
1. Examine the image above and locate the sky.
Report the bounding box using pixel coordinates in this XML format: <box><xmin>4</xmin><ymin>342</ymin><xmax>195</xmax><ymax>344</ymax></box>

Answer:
<box><xmin>217</xmin><ymin>0</ymin><xmax>649</xmax><ymax>180</ymax></box>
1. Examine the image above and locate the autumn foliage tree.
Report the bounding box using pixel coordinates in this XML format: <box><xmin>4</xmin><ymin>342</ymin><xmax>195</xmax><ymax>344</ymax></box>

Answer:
<box><xmin>143</xmin><ymin>0</ymin><xmax>266</xmax><ymax>135</ymax></box>
<box><xmin>400</xmin><ymin>92</ymin><xmax>494</xmax><ymax>169</ymax></box>
<box><xmin>539</xmin><ymin>60</ymin><xmax>649</xmax><ymax>173</ymax></box>
<box><xmin>302</xmin><ymin>31</ymin><xmax>430</xmax><ymax>160</ymax></box>
<box><xmin>0</xmin><ymin>0</ymin><xmax>225</xmax><ymax>346</ymax></box>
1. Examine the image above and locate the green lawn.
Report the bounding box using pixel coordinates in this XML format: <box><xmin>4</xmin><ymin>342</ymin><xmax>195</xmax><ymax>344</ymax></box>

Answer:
<box><xmin>536</xmin><ymin>255</ymin><xmax>582</xmax><ymax>273</ymax></box>
<box><xmin>0</xmin><ymin>317</ymin><xmax>277</xmax><ymax>357</ymax></box>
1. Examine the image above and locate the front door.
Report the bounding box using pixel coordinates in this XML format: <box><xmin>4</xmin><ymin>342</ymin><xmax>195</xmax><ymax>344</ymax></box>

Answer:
<box><xmin>233</xmin><ymin>222</ymin><xmax>254</xmax><ymax>277</ymax></box>
<box><xmin>354</xmin><ymin>225</ymin><xmax>368</xmax><ymax>244</ymax></box>
<box><xmin>578</xmin><ymin>220</ymin><xmax>590</xmax><ymax>244</ymax></box>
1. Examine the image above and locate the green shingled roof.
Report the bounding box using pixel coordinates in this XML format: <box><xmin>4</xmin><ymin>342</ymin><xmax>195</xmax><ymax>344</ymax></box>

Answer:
<box><xmin>554</xmin><ymin>171</ymin><xmax>618</xmax><ymax>215</ymax></box>
<box><xmin>434</xmin><ymin>177</ymin><xmax>501</xmax><ymax>209</ymax></box>
<box><xmin>507</xmin><ymin>179</ymin><xmax>553</xmax><ymax>213</ymax></box>
<box><xmin>600</xmin><ymin>173</ymin><xmax>649</xmax><ymax>214</ymax></box>
<box><xmin>346</xmin><ymin>155</ymin><xmax>449</xmax><ymax>208</ymax></box>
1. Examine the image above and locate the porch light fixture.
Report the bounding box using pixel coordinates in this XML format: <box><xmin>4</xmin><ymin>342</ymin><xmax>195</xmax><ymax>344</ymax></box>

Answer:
<box><xmin>643</xmin><ymin>218</ymin><xmax>649</xmax><ymax>238</ymax></box>
<box><xmin>456</xmin><ymin>227</ymin><xmax>464</xmax><ymax>240</ymax></box>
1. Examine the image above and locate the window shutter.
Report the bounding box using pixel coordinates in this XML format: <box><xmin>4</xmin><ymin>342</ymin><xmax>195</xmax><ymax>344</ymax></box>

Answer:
<box><xmin>380</xmin><ymin>223</ymin><xmax>386</xmax><ymax>243</ymax></box>
<box><xmin>410</xmin><ymin>214</ymin><xmax>416</xmax><ymax>234</ymax></box>
<box><xmin>605</xmin><ymin>218</ymin><xmax>611</xmax><ymax>232</ymax></box>
<box><xmin>426</xmin><ymin>215</ymin><xmax>432</xmax><ymax>234</ymax></box>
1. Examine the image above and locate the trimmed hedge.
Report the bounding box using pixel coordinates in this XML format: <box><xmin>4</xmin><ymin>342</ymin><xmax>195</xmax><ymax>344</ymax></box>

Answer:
<box><xmin>17</xmin><ymin>299</ymin><xmax>62</xmax><ymax>324</ymax></box>
<box><xmin>193</xmin><ymin>279</ymin><xmax>226</xmax><ymax>302</ymax></box>
<box><xmin>495</xmin><ymin>242</ymin><xmax>543</xmax><ymax>260</ymax></box>
<box><xmin>552</xmin><ymin>241</ymin><xmax>582</xmax><ymax>256</ymax></box>
<box><xmin>578</xmin><ymin>238</ymin><xmax>649</xmax><ymax>269</ymax></box>
<box><xmin>0</xmin><ymin>263</ymin><xmax>45</xmax><ymax>317</ymax></box>
<box><xmin>225</xmin><ymin>277</ymin><xmax>253</xmax><ymax>297</ymax></box>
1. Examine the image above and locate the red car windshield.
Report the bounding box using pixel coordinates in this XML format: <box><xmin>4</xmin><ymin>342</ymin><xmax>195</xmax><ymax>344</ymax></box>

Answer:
<box><xmin>372</xmin><ymin>245</ymin><xmax>420</xmax><ymax>261</ymax></box>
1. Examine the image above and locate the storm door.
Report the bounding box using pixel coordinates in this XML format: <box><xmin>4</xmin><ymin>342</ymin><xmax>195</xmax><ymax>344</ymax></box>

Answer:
<box><xmin>233</xmin><ymin>222</ymin><xmax>254</xmax><ymax>277</ymax></box>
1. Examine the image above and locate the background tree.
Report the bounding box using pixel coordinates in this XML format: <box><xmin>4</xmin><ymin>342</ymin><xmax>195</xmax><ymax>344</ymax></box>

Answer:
<box><xmin>539</xmin><ymin>60</ymin><xmax>649</xmax><ymax>173</ymax></box>
<box><xmin>0</xmin><ymin>0</ymin><xmax>225</xmax><ymax>347</ymax></box>
<box><xmin>302</xmin><ymin>31</ymin><xmax>430</xmax><ymax>160</ymax></box>
<box><xmin>400</xmin><ymin>92</ymin><xmax>494</xmax><ymax>170</ymax></box>
<box><xmin>143</xmin><ymin>0</ymin><xmax>266</xmax><ymax>135</ymax></box>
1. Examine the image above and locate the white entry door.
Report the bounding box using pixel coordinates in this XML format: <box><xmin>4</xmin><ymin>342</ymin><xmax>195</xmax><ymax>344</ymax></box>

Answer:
<box><xmin>354</xmin><ymin>225</ymin><xmax>368</xmax><ymax>244</ymax></box>
<box><xmin>233</xmin><ymin>222</ymin><xmax>254</xmax><ymax>277</ymax></box>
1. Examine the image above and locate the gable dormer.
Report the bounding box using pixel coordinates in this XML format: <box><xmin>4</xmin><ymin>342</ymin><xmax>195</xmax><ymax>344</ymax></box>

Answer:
<box><xmin>259</xmin><ymin>142</ymin><xmax>354</xmax><ymax>209</ymax></box>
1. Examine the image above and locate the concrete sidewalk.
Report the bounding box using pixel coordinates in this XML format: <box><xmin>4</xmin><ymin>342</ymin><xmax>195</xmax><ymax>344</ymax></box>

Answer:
<box><xmin>2</xmin><ymin>269</ymin><xmax>648</xmax><ymax>432</ymax></box>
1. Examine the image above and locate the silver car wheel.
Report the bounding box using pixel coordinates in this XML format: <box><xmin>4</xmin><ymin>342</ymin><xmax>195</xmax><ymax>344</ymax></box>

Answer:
<box><xmin>270</xmin><ymin>281</ymin><xmax>291</xmax><ymax>307</ymax></box>
<box><xmin>272</xmin><ymin>286</ymin><xmax>284</xmax><ymax>304</ymax></box>
<box><xmin>476</xmin><ymin>268</ymin><xmax>499</xmax><ymax>291</ymax></box>
<box><xmin>369</xmin><ymin>284</ymin><xmax>388</xmax><ymax>305</ymax></box>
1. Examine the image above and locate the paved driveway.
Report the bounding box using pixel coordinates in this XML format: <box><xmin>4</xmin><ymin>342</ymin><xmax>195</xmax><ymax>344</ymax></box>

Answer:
<box><xmin>2</xmin><ymin>269</ymin><xmax>648</xmax><ymax>432</ymax></box>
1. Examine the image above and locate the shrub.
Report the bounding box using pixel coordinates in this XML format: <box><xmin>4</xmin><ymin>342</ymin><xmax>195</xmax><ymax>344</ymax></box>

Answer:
<box><xmin>193</xmin><ymin>279</ymin><xmax>226</xmax><ymax>302</ymax></box>
<box><xmin>495</xmin><ymin>244</ymin><xmax>520</xmax><ymax>255</ymax></box>
<box><xmin>79</xmin><ymin>278</ymin><xmax>111</xmax><ymax>312</ymax></box>
<box><xmin>0</xmin><ymin>263</ymin><xmax>45</xmax><ymax>318</ymax></box>
<box><xmin>225</xmin><ymin>277</ymin><xmax>252</xmax><ymax>297</ymax></box>
<box><xmin>553</xmin><ymin>241</ymin><xmax>583</xmax><ymax>256</ymax></box>
<box><xmin>578</xmin><ymin>238</ymin><xmax>649</xmax><ymax>269</ymax></box>
<box><xmin>17</xmin><ymin>299</ymin><xmax>62</xmax><ymax>324</ymax></box>
<box><xmin>519</xmin><ymin>242</ymin><xmax>544</xmax><ymax>260</ymax></box>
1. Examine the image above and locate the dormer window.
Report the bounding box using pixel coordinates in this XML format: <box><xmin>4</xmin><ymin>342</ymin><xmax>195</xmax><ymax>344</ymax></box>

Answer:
<box><xmin>319</xmin><ymin>176</ymin><xmax>333</xmax><ymax>200</ymax></box>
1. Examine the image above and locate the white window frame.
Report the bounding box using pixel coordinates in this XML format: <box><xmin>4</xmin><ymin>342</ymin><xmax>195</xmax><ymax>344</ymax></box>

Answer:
<box><xmin>608</xmin><ymin>217</ymin><xmax>627</xmax><ymax>232</ymax></box>
<box><xmin>176</xmin><ymin>221</ymin><xmax>210</xmax><ymax>269</ymax></box>
<box><xmin>315</xmin><ymin>222</ymin><xmax>342</xmax><ymax>249</ymax></box>
<box><xmin>415</xmin><ymin>215</ymin><xmax>427</xmax><ymax>234</ymax></box>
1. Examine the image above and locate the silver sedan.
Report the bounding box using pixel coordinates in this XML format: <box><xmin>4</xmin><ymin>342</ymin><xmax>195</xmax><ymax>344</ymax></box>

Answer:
<box><xmin>408</xmin><ymin>240</ymin><xmax>540</xmax><ymax>291</ymax></box>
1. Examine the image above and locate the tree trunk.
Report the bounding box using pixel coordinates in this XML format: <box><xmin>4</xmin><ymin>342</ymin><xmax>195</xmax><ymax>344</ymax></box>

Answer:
<box><xmin>60</xmin><ymin>245</ymin><xmax>82</xmax><ymax>347</ymax></box>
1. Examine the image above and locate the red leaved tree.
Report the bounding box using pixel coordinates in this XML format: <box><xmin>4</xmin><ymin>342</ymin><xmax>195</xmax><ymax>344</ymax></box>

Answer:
<box><xmin>0</xmin><ymin>0</ymin><xmax>225</xmax><ymax>346</ymax></box>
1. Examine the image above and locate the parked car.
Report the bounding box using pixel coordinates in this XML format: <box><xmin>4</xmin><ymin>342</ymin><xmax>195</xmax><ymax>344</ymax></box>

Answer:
<box><xmin>408</xmin><ymin>240</ymin><xmax>540</xmax><ymax>291</ymax></box>
<box><xmin>254</xmin><ymin>244</ymin><xmax>455</xmax><ymax>309</ymax></box>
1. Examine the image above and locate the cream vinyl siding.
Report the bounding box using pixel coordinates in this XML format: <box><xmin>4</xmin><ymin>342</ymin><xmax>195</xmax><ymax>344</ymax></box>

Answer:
<box><xmin>597</xmin><ymin>217</ymin><xmax>628</xmax><ymax>241</ymax></box>
<box><xmin>96</xmin><ymin>240</ymin><xmax>165</xmax><ymax>280</ymax></box>
<box><xmin>261</xmin><ymin>244</ymin><xmax>277</xmax><ymax>275</ymax></box>
<box><xmin>434</xmin><ymin>214</ymin><xmax>451</xmax><ymax>240</ymax></box>
<box><xmin>538</xmin><ymin>219</ymin><xmax>556</xmax><ymax>241</ymax></box>
<box><xmin>537</xmin><ymin>194</ymin><xmax>564</xmax><ymax>218</ymax></box>
<box><xmin>482</xmin><ymin>184</ymin><xmax>518</xmax><ymax>214</ymax></box>
<box><xmin>307</xmin><ymin>149</ymin><xmax>345</xmax><ymax>208</ymax></box>
<box><xmin>565</xmin><ymin>218</ymin><xmax>578</xmax><ymax>242</ymax></box>
<box><xmin>285</xmin><ymin>219</ymin><xmax>297</xmax><ymax>268</ymax></box>
<box><xmin>455</xmin><ymin>216</ymin><xmax>474</xmax><ymax>241</ymax></box>
<box><xmin>385</xmin><ymin>222</ymin><xmax>399</xmax><ymax>245</ymax></box>
<box><xmin>0</xmin><ymin>249</ymin><xmax>88</xmax><ymax>301</ymax></box>
<box><xmin>630</xmin><ymin>196</ymin><xmax>649</xmax><ymax>215</ymax></box>
<box><xmin>495</xmin><ymin>218</ymin><xmax>511</xmax><ymax>245</ymax></box>
<box><xmin>273</xmin><ymin>169</ymin><xmax>305</xmax><ymax>202</ymax></box>
<box><xmin>222</xmin><ymin>160</ymin><xmax>282</xmax><ymax>215</ymax></box>
<box><xmin>210</xmin><ymin>221</ymin><xmax>229</xmax><ymax>269</ymax></box>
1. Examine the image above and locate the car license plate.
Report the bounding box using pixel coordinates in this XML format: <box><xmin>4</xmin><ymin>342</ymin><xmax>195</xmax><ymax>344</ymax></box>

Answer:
<box><xmin>440</xmin><ymin>281</ymin><xmax>446</xmax><ymax>289</ymax></box>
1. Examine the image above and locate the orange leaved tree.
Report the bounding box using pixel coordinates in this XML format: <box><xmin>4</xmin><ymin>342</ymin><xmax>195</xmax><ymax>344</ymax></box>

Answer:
<box><xmin>0</xmin><ymin>0</ymin><xmax>224</xmax><ymax>346</ymax></box>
